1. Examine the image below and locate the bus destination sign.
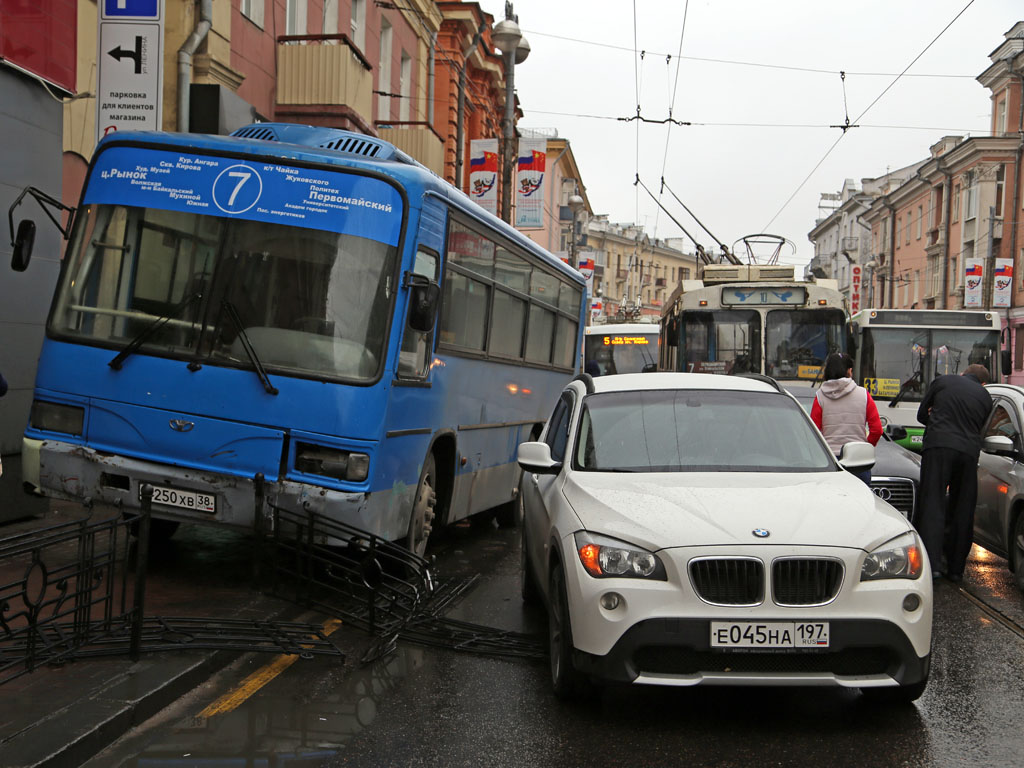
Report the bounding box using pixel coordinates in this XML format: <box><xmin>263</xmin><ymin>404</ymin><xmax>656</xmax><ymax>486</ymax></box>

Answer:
<box><xmin>602</xmin><ymin>335</ymin><xmax>651</xmax><ymax>346</ymax></box>
<box><xmin>721</xmin><ymin>287</ymin><xmax>807</xmax><ymax>306</ymax></box>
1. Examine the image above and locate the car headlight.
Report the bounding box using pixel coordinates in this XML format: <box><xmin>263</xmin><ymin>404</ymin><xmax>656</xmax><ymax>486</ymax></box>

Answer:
<box><xmin>860</xmin><ymin>530</ymin><xmax>924</xmax><ymax>581</ymax></box>
<box><xmin>573</xmin><ymin>531</ymin><xmax>667</xmax><ymax>580</ymax></box>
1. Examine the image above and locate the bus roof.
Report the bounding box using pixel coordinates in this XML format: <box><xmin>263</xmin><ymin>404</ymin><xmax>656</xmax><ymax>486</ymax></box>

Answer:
<box><xmin>93</xmin><ymin>125</ymin><xmax>584</xmax><ymax>286</ymax></box>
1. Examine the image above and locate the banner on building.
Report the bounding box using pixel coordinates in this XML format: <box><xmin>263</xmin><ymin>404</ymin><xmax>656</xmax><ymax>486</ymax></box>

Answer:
<box><xmin>993</xmin><ymin>258</ymin><xmax>1013</xmax><ymax>308</ymax></box>
<box><xmin>514</xmin><ymin>138</ymin><xmax>546</xmax><ymax>228</ymax></box>
<box><xmin>468</xmin><ymin>139</ymin><xmax>499</xmax><ymax>216</ymax></box>
<box><xmin>964</xmin><ymin>258</ymin><xmax>983</xmax><ymax>308</ymax></box>
<box><xmin>850</xmin><ymin>264</ymin><xmax>862</xmax><ymax>314</ymax></box>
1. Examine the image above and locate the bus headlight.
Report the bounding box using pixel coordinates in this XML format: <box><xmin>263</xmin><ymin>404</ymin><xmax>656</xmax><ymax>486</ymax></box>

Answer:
<box><xmin>30</xmin><ymin>400</ymin><xmax>84</xmax><ymax>436</ymax></box>
<box><xmin>295</xmin><ymin>443</ymin><xmax>370</xmax><ymax>482</ymax></box>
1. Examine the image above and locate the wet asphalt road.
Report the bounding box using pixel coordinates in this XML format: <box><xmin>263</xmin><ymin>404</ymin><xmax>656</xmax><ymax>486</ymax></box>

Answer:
<box><xmin>84</xmin><ymin>519</ymin><xmax>1024</xmax><ymax>768</ymax></box>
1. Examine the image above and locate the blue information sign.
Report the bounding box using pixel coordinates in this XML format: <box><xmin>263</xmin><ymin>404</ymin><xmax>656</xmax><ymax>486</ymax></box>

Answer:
<box><xmin>104</xmin><ymin>0</ymin><xmax>160</xmax><ymax>18</ymax></box>
<box><xmin>86</xmin><ymin>147</ymin><xmax>403</xmax><ymax>246</ymax></box>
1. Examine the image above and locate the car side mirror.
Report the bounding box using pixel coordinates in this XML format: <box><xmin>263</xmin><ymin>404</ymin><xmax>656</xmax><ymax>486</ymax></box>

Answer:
<box><xmin>885</xmin><ymin>424</ymin><xmax>908</xmax><ymax>442</ymax></box>
<box><xmin>838</xmin><ymin>440</ymin><xmax>875</xmax><ymax>471</ymax></box>
<box><xmin>406</xmin><ymin>275</ymin><xmax>440</xmax><ymax>333</ymax></box>
<box><xmin>642</xmin><ymin>362</ymin><xmax>657</xmax><ymax>373</ymax></box>
<box><xmin>982</xmin><ymin>434</ymin><xmax>1015</xmax><ymax>455</ymax></box>
<box><xmin>517</xmin><ymin>441</ymin><xmax>562</xmax><ymax>475</ymax></box>
<box><xmin>11</xmin><ymin>219</ymin><xmax>35</xmax><ymax>271</ymax></box>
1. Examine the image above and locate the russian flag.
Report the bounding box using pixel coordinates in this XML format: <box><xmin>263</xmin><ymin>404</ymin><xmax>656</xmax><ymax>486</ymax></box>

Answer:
<box><xmin>966</xmin><ymin>263</ymin><xmax>983</xmax><ymax>277</ymax></box>
<box><xmin>995</xmin><ymin>262</ymin><xmax>1012</xmax><ymax>277</ymax></box>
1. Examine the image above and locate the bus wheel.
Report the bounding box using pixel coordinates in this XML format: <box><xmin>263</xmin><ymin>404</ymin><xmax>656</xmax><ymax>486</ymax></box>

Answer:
<box><xmin>406</xmin><ymin>454</ymin><xmax>437</xmax><ymax>558</ymax></box>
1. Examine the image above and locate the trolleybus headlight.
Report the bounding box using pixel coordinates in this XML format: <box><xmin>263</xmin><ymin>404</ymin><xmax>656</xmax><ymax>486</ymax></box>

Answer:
<box><xmin>29</xmin><ymin>400</ymin><xmax>84</xmax><ymax>436</ymax></box>
<box><xmin>861</xmin><ymin>531</ymin><xmax>924</xmax><ymax>581</ymax></box>
<box><xmin>295</xmin><ymin>443</ymin><xmax>370</xmax><ymax>482</ymax></box>
<box><xmin>574</xmin><ymin>531</ymin><xmax>666</xmax><ymax>580</ymax></box>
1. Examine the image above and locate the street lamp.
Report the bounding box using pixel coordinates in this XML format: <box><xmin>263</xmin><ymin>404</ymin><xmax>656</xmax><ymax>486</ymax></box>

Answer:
<box><xmin>493</xmin><ymin>4</ymin><xmax>528</xmax><ymax>224</ymax></box>
<box><xmin>567</xmin><ymin>194</ymin><xmax>584</xmax><ymax>269</ymax></box>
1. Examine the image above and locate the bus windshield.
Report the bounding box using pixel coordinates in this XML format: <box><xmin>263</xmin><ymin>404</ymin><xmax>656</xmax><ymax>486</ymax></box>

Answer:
<box><xmin>584</xmin><ymin>330</ymin><xmax>659</xmax><ymax>375</ymax></box>
<box><xmin>52</xmin><ymin>146</ymin><xmax>405</xmax><ymax>383</ymax></box>
<box><xmin>765</xmin><ymin>308</ymin><xmax>846</xmax><ymax>380</ymax></box>
<box><xmin>860</xmin><ymin>327</ymin><xmax>999</xmax><ymax>402</ymax></box>
<box><xmin>679</xmin><ymin>310</ymin><xmax>760</xmax><ymax>374</ymax></box>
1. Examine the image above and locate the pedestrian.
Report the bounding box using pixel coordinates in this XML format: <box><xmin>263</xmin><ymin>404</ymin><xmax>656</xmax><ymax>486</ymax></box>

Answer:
<box><xmin>810</xmin><ymin>352</ymin><xmax>882</xmax><ymax>484</ymax></box>
<box><xmin>916</xmin><ymin>363</ymin><xmax>993</xmax><ymax>582</ymax></box>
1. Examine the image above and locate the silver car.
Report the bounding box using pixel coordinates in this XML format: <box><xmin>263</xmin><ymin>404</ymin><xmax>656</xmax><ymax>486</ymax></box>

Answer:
<box><xmin>975</xmin><ymin>383</ymin><xmax>1024</xmax><ymax>591</ymax></box>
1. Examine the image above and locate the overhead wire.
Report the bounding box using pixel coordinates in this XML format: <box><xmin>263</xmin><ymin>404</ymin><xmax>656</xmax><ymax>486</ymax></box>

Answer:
<box><xmin>652</xmin><ymin>0</ymin><xmax>690</xmax><ymax>239</ymax></box>
<box><xmin>762</xmin><ymin>0</ymin><xmax>977</xmax><ymax>232</ymax></box>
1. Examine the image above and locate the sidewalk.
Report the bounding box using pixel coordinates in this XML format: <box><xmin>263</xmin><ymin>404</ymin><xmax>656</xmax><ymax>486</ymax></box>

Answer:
<box><xmin>0</xmin><ymin>454</ymin><xmax>302</xmax><ymax>768</ymax></box>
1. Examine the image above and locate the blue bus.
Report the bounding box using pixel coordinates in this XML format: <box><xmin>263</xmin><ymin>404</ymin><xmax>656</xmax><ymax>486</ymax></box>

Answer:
<box><xmin>11</xmin><ymin>123</ymin><xmax>586</xmax><ymax>555</ymax></box>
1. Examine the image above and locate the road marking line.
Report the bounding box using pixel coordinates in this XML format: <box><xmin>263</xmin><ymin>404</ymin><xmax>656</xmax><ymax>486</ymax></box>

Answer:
<box><xmin>198</xmin><ymin>618</ymin><xmax>343</xmax><ymax>718</ymax></box>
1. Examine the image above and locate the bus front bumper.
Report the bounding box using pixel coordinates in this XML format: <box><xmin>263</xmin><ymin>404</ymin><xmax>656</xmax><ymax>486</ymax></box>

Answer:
<box><xmin>23</xmin><ymin>438</ymin><xmax>383</xmax><ymax>536</ymax></box>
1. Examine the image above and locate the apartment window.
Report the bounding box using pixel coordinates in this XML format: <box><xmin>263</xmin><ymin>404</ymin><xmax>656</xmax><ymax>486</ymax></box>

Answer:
<box><xmin>285</xmin><ymin>0</ymin><xmax>306</xmax><ymax>36</ymax></box>
<box><xmin>998</xmin><ymin>98</ymin><xmax>1008</xmax><ymax>136</ymax></box>
<box><xmin>896</xmin><ymin>217</ymin><xmax>902</xmax><ymax>248</ymax></box>
<box><xmin>323</xmin><ymin>0</ymin><xmax>338</xmax><ymax>37</ymax></box>
<box><xmin>964</xmin><ymin>172</ymin><xmax>977</xmax><ymax>220</ymax></box>
<box><xmin>351</xmin><ymin>0</ymin><xmax>365</xmax><ymax>50</ymax></box>
<box><xmin>399</xmin><ymin>52</ymin><xmax>412</xmax><ymax>122</ymax></box>
<box><xmin>916</xmin><ymin>206</ymin><xmax>922</xmax><ymax>240</ymax></box>
<box><xmin>953</xmin><ymin>184</ymin><xmax>960</xmax><ymax>222</ymax></box>
<box><xmin>378</xmin><ymin>19</ymin><xmax>393</xmax><ymax>120</ymax></box>
<box><xmin>682</xmin><ymin>267</ymin><xmax>690</xmax><ymax>280</ymax></box>
<box><xmin>950</xmin><ymin>255</ymin><xmax>959</xmax><ymax>290</ymax></box>
<box><xmin>240</xmin><ymin>0</ymin><xmax>265</xmax><ymax>27</ymax></box>
<box><xmin>914</xmin><ymin>270</ymin><xmax>920</xmax><ymax>304</ymax></box>
<box><xmin>905</xmin><ymin>213</ymin><xmax>910</xmax><ymax>245</ymax></box>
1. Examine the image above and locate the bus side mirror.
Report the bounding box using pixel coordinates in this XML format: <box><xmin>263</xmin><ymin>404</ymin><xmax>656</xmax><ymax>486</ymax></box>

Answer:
<box><xmin>407</xmin><ymin>278</ymin><xmax>440</xmax><ymax>333</ymax></box>
<box><xmin>11</xmin><ymin>219</ymin><xmax>36</xmax><ymax>272</ymax></box>
<box><xmin>1001</xmin><ymin>349</ymin><xmax>1011</xmax><ymax>376</ymax></box>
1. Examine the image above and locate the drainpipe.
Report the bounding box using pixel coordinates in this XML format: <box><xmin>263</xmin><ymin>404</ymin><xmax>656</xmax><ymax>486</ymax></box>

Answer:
<box><xmin>1007</xmin><ymin>66</ymin><xmax>1024</xmax><ymax>375</ymax></box>
<box><xmin>428</xmin><ymin>32</ymin><xmax>437</xmax><ymax>126</ymax></box>
<box><xmin>884</xmin><ymin>200</ymin><xmax>896</xmax><ymax>307</ymax></box>
<box><xmin>177</xmin><ymin>0</ymin><xmax>213</xmax><ymax>133</ymax></box>
<box><xmin>454</xmin><ymin>23</ymin><xmax>487</xmax><ymax>190</ymax></box>
<box><xmin>939</xmin><ymin>167</ymin><xmax>953</xmax><ymax>308</ymax></box>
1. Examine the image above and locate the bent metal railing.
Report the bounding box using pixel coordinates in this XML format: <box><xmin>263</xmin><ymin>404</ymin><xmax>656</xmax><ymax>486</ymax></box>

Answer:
<box><xmin>0</xmin><ymin>486</ymin><xmax>544</xmax><ymax>685</ymax></box>
<box><xmin>262</xmin><ymin>506</ymin><xmax>546</xmax><ymax>664</ymax></box>
<box><xmin>0</xmin><ymin>487</ymin><xmax>343</xmax><ymax>685</ymax></box>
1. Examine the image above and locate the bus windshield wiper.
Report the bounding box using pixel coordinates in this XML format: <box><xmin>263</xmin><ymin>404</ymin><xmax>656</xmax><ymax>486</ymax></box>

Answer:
<box><xmin>888</xmin><ymin>369</ymin><xmax>922</xmax><ymax>408</ymax></box>
<box><xmin>108</xmin><ymin>292</ymin><xmax>202</xmax><ymax>371</ymax></box>
<box><xmin>220</xmin><ymin>300</ymin><xmax>279</xmax><ymax>396</ymax></box>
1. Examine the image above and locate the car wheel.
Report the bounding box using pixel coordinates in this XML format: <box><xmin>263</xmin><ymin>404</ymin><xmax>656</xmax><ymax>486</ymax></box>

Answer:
<box><xmin>1012</xmin><ymin>512</ymin><xmax>1024</xmax><ymax>592</ymax></box>
<box><xmin>861</xmin><ymin>678</ymin><xmax>928</xmax><ymax>705</ymax></box>
<box><xmin>406</xmin><ymin>453</ymin><xmax>437</xmax><ymax>558</ymax></box>
<box><xmin>521</xmin><ymin>517</ymin><xmax>540</xmax><ymax>605</ymax></box>
<box><xmin>548</xmin><ymin>563</ymin><xmax>585</xmax><ymax>698</ymax></box>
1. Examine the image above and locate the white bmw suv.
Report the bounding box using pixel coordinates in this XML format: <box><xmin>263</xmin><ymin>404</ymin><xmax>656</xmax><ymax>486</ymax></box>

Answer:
<box><xmin>518</xmin><ymin>372</ymin><xmax>932</xmax><ymax>702</ymax></box>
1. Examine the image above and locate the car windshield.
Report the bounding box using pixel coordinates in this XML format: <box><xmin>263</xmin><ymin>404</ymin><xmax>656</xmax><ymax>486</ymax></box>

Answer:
<box><xmin>574</xmin><ymin>388</ymin><xmax>835</xmax><ymax>472</ymax></box>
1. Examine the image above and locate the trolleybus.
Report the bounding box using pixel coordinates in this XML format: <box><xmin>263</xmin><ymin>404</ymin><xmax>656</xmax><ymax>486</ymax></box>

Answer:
<box><xmin>850</xmin><ymin>308</ymin><xmax>1004</xmax><ymax>451</ymax></box>
<box><xmin>660</xmin><ymin>263</ymin><xmax>848</xmax><ymax>391</ymax></box>
<box><xmin>9</xmin><ymin>123</ymin><xmax>586</xmax><ymax>554</ymax></box>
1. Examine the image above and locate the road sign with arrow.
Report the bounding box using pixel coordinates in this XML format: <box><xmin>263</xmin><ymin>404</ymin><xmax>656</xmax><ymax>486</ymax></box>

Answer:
<box><xmin>96</xmin><ymin>0</ymin><xmax>163</xmax><ymax>142</ymax></box>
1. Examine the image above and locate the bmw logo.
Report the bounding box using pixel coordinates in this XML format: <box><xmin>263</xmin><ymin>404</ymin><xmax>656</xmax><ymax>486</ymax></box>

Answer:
<box><xmin>752</xmin><ymin>528</ymin><xmax>770</xmax><ymax>538</ymax></box>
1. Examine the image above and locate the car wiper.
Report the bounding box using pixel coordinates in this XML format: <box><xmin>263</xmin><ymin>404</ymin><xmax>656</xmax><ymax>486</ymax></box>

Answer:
<box><xmin>220</xmin><ymin>300</ymin><xmax>279</xmax><ymax>395</ymax></box>
<box><xmin>109</xmin><ymin>292</ymin><xmax>203</xmax><ymax>371</ymax></box>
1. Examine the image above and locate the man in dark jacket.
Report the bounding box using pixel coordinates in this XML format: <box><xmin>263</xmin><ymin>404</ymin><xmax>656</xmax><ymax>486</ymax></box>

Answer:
<box><xmin>916</xmin><ymin>363</ymin><xmax>993</xmax><ymax>582</ymax></box>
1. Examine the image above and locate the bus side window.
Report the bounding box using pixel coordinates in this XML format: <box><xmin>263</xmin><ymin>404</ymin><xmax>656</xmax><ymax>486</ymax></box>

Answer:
<box><xmin>398</xmin><ymin>248</ymin><xmax>439</xmax><ymax>379</ymax></box>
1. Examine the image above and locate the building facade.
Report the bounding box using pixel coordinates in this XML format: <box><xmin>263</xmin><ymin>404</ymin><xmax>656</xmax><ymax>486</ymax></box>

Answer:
<box><xmin>860</xmin><ymin>22</ymin><xmax>1024</xmax><ymax>382</ymax></box>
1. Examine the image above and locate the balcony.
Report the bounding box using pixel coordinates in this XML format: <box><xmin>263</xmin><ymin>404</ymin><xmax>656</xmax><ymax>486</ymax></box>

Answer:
<box><xmin>841</xmin><ymin>236</ymin><xmax>859</xmax><ymax>254</ymax></box>
<box><xmin>616</xmin><ymin>268</ymin><xmax>628</xmax><ymax>280</ymax></box>
<box><xmin>276</xmin><ymin>34</ymin><xmax>373</xmax><ymax>128</ymax></box>
<box><xmin>655</xmin><ymin>277</ymin><xmax>667</xmax><ymax>287</ymax></box>
<box><xmin>376</xmin><ymin>122</ymin><xmax>445</xmax><ymax>176</ymax></box>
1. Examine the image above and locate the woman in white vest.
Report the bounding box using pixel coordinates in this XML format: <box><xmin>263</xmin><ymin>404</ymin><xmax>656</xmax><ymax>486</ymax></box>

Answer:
<box><xmin>810</xmin><ymin>353</ymin><xmax>883</xmax><ymax>484</ymax></box>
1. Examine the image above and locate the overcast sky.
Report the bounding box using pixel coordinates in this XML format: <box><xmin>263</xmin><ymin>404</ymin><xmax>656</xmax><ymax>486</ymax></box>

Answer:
<box><xmin>478</xmin><ymin>0</ymin><xmax>1022</xmax><ymax>268</ymax></box>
